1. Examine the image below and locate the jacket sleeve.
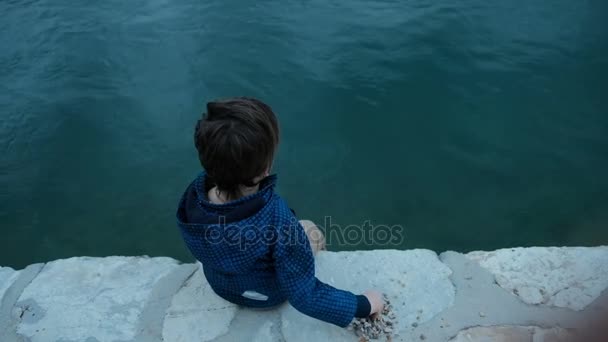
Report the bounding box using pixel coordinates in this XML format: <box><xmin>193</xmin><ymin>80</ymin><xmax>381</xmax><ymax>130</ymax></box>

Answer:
<box><xmin>272</xmin><ymin>219</ymin><xmax>357</xmax><ymax>327</ymax></box>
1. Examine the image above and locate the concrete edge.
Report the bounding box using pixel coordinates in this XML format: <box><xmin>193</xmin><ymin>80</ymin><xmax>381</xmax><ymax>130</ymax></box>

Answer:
<box><xmin>389</xmin><ymin>251</ymin><xmax>585</xmax><ymax>342</ymax></box>
<box><xmin>0</xmin><ymin>263</ymin><xmax>45</xmax><ymax>342</ymax></box>
<box><xmin>133</xmin><ymin>262</ymin><xmax>199</xmax><ymax>342</ymax></box>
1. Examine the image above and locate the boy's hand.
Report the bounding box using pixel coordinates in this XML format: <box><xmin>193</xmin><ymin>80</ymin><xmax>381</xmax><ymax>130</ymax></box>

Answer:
<box><xmin>363</xmin><ymin>289</ymin><xmax>385</xmax><ymax>316</ymax></box>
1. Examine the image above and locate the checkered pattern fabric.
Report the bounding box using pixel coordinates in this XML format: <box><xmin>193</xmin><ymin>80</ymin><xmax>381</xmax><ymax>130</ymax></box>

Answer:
<box><xmin>177</xmin><ymin>173</ymin><xmax>357</xmax><ymax>327</ymax></box>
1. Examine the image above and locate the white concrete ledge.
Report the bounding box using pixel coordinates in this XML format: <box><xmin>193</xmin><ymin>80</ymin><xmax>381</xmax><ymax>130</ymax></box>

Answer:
<box><xmin>467</xmin><ymin>247</ymin><xmax>608</xmax><ymax>310</ymax></box>
<box><xmin>0</xmin><ymin>247</ymin><xmax>606</xmax><ymax>342</ymax></box>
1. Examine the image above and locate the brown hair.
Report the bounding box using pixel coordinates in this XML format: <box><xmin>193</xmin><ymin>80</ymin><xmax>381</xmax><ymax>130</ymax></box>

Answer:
<box><xmin>194</xmin><ymin>97</ymin><xmax>279</xmax><ymax>200</ymax></box>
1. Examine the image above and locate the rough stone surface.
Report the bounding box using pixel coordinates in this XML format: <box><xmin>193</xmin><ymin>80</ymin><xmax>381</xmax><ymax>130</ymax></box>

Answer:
<box><xmin>251</xmin><ymin>320</ymin><xmax>276</xmax><ymax>342</ymax></box>
<box><xmin>0</xmin><ymin>264</ymin><xmax>44</xmax><ymax>342</ymax></box>
<box><xmin>14</xmin><ymin>256</ymin><xmax>180</xmax><ymax>342</ymax></box>
<box><xmin>448</xmin><ymin>326</ymin><xmax>574</xmax><ymax>342</ymax></box>
<box><xmin>0</xmin><ymin>267</ymin><xmax>20</xmax><ymax>303</ymax></box>
<box><xmin>467</xmin><ymin>247</ymin><xmax>608</xmax><ymax>310</ymax></box>
<box><xmin>0</xmin><ymin>247</ymin><xmax>606</xmax><ymax>342</ymax></box>
<box><xmin>281</xmin><ymin>249</ymin><xmax>455</xmax><ymax>341</ymax></box>
<box><xmin>162</xmin><ymin>263</ymin><xmax>238</xmax><ymax>342</ymax></box>
<box><xmin>136</xmin><ymin>263</ymin><xmax>198</xmax><ymax>342</ymax></box>
<box><xmin>212</xmin><ymin>307</ymin><xmax>283</xmax><ymax>342</ymax></box>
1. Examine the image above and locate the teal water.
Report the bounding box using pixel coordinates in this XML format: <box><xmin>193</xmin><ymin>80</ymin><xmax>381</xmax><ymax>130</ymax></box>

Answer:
<box><xmin>1</xmin><ymin>0</ymin><xmax>607</xmax><ymax>269</ymax></box>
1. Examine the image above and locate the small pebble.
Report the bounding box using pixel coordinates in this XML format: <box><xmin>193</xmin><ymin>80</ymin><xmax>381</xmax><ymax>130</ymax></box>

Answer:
<box><xmin>412</xmin><ymin>322</ymin><xmax>418</xmax><ymax>328</ymax></box>
<box><xmin>420</xmin><ymin>334</ymin><xmax>426</xmax><ymax>340</ymax></box>
<box><xmin>479</xmin><ymin>311</ymin><xmax>486</xmax><ymax>317</ymax></box>
<box><xmin>349</xmin><ymin>295</ymin><xmax>397</xmax><ymax>340</ymax></box>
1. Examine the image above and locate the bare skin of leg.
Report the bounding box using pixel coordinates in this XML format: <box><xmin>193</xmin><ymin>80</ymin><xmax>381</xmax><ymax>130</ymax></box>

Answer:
<box><xmin>299</xmin><ymin>220</ymin><xmax>326</xmax><ymax>255</ymax></box>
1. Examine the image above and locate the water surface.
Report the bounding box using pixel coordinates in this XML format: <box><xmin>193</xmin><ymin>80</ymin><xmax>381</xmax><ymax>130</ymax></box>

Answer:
<box><xmin>1</xmin><ymin>0</ymin><xmax>607</xmax><ymax>268</ymax></box>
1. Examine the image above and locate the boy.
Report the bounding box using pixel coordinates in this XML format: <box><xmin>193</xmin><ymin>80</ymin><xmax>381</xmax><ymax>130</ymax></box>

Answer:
<box><xmin>177</xmin><ymin>97</ymin><xmax>384</xmax><ymax>327</ymax></box>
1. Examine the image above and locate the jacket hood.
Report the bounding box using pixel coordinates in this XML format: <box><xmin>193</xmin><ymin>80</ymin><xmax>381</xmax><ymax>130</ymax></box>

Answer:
<box><xmin>177</xmin><ymin>172</ymin><xmax>277</xmax><ymax>226</ymax></box>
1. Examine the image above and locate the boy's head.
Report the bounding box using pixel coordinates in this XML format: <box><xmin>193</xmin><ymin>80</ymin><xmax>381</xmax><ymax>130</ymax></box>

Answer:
<box><xmin>194</xmin><ymin>97</ymin><xmax>279</xmax><ymax>198</ymax></box>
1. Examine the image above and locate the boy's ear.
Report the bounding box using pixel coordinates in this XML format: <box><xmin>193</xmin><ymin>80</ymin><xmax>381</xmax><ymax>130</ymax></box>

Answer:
<box><xmin>251</xmin><ymin>168</ymin><xmax>270</xmax><ymax>185</ymax></box>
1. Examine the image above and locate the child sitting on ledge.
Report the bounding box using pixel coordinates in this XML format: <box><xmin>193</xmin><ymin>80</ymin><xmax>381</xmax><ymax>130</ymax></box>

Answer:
<box><xmin>176</xmin><ymin>97</ymin><xmax>384</xmax><ymax>327</ymax></box>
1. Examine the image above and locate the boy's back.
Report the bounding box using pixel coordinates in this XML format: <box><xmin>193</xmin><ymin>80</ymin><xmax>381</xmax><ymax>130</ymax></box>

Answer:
<box><xmin>177</xmin><ymin>97</ymin><xmax>383</xmax><ymax>327</ymax></box>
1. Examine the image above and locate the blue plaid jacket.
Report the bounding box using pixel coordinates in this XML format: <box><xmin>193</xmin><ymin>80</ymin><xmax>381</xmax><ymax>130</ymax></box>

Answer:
<box><xmin>177</xmin><ymin>173</ymin><xmax>358</xmax><ymax>327</ymax></box>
